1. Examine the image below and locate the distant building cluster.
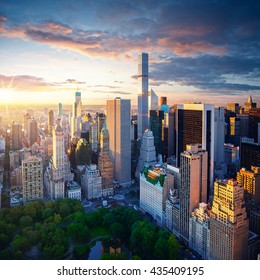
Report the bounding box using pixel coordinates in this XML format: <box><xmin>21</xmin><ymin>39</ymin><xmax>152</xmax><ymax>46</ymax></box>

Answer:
<box><xmin>0</xmin><ymin>52</ymin><xmax>259</xmax><ymax>259</ymax></box>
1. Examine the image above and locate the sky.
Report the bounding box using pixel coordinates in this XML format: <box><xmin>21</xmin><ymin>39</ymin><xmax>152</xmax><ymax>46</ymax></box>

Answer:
<box><xmin>0</xmin><ymin>0</ymin><xmax>260</xmax><ymax>107</ymax></box>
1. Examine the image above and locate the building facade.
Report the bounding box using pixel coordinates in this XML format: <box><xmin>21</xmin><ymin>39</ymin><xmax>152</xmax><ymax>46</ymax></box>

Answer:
<box><xmin>179</xmin><ymin>144</ymin><xmax>208</xmax><ymax>243</ymax></box>
<box><xmin>135</xmin><ymin>129</ymin><xmax>157</xmax><ymax>179</ymax></box>
<box><xmin>98</xmin><ymin>121</ymin><xmax>113</xmax><ymax>196</ymax></box>
<box><xmin>106</xmin><ymin>97</ymin><xmax>131</xmax><ymax>186</ymax></box>
<box><xmin>140</xmin><ymin>166</ymin><xmax>174</xmax><ymax>227</ymax></box>
<box><xmin>174</xmin><ymin>103</ymin><xmax>215</xmax><ymax>188</ymax></box>
<box><xmin>209</xmin><ymin>179</ymin><xmax>248</xmax><ymax>260</ymax></box>
<box><xmin>81</xmin><ymin>164</ymin><xmax>102</xmax><ymax>200</ymax></box>
<box><xmin>22</xmin><ymin>156</ymin><xmax>43</xmax><ymax>203</ymax></box>
<box><xmin>137</xmin><ymin>52</ymin><xmax>149</xmax><ymax>139</ymax></box>
<box><xmin>189</xmin><ymin>202</ymin><xmax>210</xmax><ymax>259</ymax></box>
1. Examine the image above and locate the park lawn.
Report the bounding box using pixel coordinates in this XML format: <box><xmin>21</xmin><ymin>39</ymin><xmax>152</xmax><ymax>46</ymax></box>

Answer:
<box><xmin>90</xmin><ymin>227</ymin><xmax>110</xmax><ymax>239</ymax></box>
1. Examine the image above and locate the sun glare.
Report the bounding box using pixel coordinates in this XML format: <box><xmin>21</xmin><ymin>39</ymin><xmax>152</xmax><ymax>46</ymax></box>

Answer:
<box><xmin>0</xmin><ymin>89</ymin><xmax>14</xmax><ymax>102</ymax></box>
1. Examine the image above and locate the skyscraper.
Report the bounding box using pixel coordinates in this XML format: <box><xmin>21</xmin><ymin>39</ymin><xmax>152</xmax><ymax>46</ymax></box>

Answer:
<box><xmin>107</xmin><ymin>98</ymin><xmax>131</xmax><ymax>186</ymax></box>
<box><xmin>98</xmin><ymin>120</ymin><xmax>113</xmax><ymax>196</ymax></box>
<box><xmin>22</xmin><ymin>156</ymin><xmax>43</xmax><ymax>203</ymax></box>
<box><xmin>209</xmin><ymin>179</ymin><xmax>248</xmax><ymax>260</ymax></box>
<box><xmin>248</xmin><ymin>108</ymin><xmax>260</xmax><ymax>144</ymax></box>
<box><xmin>240</xmin><ymin>140</ymin><xmax>260</xmax><ymax>170</ymax></box>
<box><xmin>148</xmin><ymin>89</ymin><xmax>158</xmax><ymax>112</ymax></box>
<box><xmin>179</xmin><ymin>144</ymin><xmax>208</xmax><ymax>243</ymax></box>
<box><xmin>11</xmin><ymin>123</ymin><xmax>23</xmax><ymax>150</ymax></box>
<box><xmin>244</xmin><ymin>95</ymin><xmax>256</xmax><ymax>113</ymax></box>
<box><xmin>89</xmin><ymin>121</ymin><xmax>98</xmax><ymax>152</ymax></box>
<box><xmin>44</xmin><ymin>124</ymin><xmax>72</xmax><ymax>200</ymax></box>
<box><xmin>97</xmin><ymin>113</ymin><xmax>106</xmax><ymax>141</ymax></box>
<box><xmin>214</xmin><ymin>107</ymin><xmax>225</xmax><ymax>163</ymax></box>
<box><xmin>28</xmin><ymin>119</ymin><xmax>38</xmax><ymax>146</ymax></box>
<box><xmin>135</xmin><ymin>129</ymin><xmax>157</xmax><ymax>179</ymax></box>
<box><xmin>174</xmin><ymin>103</ymin><xmax>215</xmax><ymax>188</ymax></box>
<box><xmin>71</xmin><ymin>91</ymin><xmax>82</xmax><ymax>137</ymax></box>
<box><xmin>237</xmin><ymin>166</ymin><xmax>260</xmax><ymax>212</ymax></box>
<box><xmin>149</xmin><ymin>110</ymin><xmax>164</xmax><ymax>157</ymax></box>
<box><xmin>58</xmin><ymin>103</ymin><xmax>62</xmax><ymax>116</ymax></box>
<box><xmin>48</xmin><ymin>110</ymin><xmax>54</xmax><ymax>134</ymax></box>
<box><xmin>227</xmin><ymin>102</ymin><xmax>240</xmax><ymax>114</ymax></box>
<box><xmin>137</xmin><ymin>52</ymin><xmax>149</xmax><ymax>139</ymax></box>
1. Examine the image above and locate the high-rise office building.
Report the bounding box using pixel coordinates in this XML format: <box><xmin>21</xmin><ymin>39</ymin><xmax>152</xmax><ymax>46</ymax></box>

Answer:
<box><xmin>248</xmin><ymin>108</ymin><xmax>260</xmax><ymax>144</ymax></box>
<box><xmin>71</xmin><ymin>91</ymin><xmax>82</xmax><ymax>137</ymax></box>
<box><xmin>214</xmin><ymin>107</ymin><xmax>225</xmax><ymax>163</ymax></box>
<box><xmin>137</xmin><ymin>52</ymin><xmax>149</xmax><ymax>139</ymax></box>
<box><xmin>22</xmin><ymin>156</ymin><xmax>43</xmax><ymax>203</ymax></box>
<box><xmin>189</xmin><ymin>202</ymin><xmax>210</xmax><ymax>260</ymax></box>
<box><xmin>28</xmin><ymin>119</ymin><xmax>38</xmax><ymax>146</ymax></box>
<box><xmin>227</xmin><ymin>103</ymin><xmax>240</xmax><ymax>114</ymax></box>
<box><xmin>237</xmin><ymin>166</ymin><xmax>260</xmax><ymax>212</ymax></box>
<box><xmin>48</xmin><ymin>110</ymin><xmax>54</xmax><ymax>134</ymax></box>
<box><xmin>89</xmin><ymin>121</ymin><xmax>98</xmax><ymax>152</ymax></box>
<box><xmin>209</xmin><ymin>179</ymin><xmax>248</xmax><ymax>260</ymax></box>
<box><xmin>97</xmin><ymin>113</ymin><xmax>106</xmax><ymax>141</ymax></box>
<box><xmin>165</xmin><ymin>107</ymin><xmax>175</xmax><ymax>158</ymax></box>
<box><xmin>107</xmin><ymin>98</ymin><xmax>131</xmax><ymax>186</ymax></box>
<box><xmin>148</xmin><ymin>89</ymin><xmax>158</xmax><ymax>112</ymax></box>
<box><xmin>179</xmin><ymin>144</ymin><xmax>208</xmax><ymax>243</ymax></box>
<box><xmin>244</xmin><ymin>95</ymin><xmax>256</xmax><ymax>113</ymax></box>
<box><xmin>140</xmin><ymin>166</ymin><xmax>174</xmax><ymax>226</ymax></box>
<box><xmin>237</xmin><ymin>167</ymin><xmax>260</xmax><ymax>235</ymax></box>
<box><xmin>240</xmin><ymin>140</ymin><xmax>260</xmax><ymax>170</ymax></box>
<box><xmin>174</xmin><ymin>103</ymin><xmax>215</xmax><ymax>188</ymax></box>
<box><xmin>58</xmin><ymin>103</ymin><xmax>62</xmax><ymax>116</ymax></box>
<box><xmin>98</xmin><ymin>120</ymin><xmax>113</xmax><ymax>196</ymax></box>
<box><xmin>149</xmin><ymin>110</ymin><xmax>164</xmax><ymax>157</ymax></box>
<box><xmin>11</xmin><ymin>123</ymin><xmax>23</xmax><ymax>150</ymax></box>
<box><xmin>135</xmin><ymin>129</ymin><xmax>157</xmax><ymax>179</ymax></box>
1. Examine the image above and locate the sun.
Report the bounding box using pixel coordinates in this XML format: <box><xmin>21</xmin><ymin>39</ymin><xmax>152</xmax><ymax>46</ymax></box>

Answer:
<box><xmin>0</xmin><ymin>88</ymin><xmax>14</xmax><ymax>102</ymax></box>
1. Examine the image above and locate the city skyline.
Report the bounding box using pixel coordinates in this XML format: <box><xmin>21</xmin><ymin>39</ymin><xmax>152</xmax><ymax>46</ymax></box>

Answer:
<box><xmin>1</xmin><ymin>0</ymin><xmax>260</xmax><ymax>107</ymax></box>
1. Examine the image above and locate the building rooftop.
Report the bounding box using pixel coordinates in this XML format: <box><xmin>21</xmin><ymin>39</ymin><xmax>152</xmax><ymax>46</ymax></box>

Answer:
<box><xmin>66</xmin><ymin>180</ymin><xmax>81</xmax><ymax>190</ymax></box>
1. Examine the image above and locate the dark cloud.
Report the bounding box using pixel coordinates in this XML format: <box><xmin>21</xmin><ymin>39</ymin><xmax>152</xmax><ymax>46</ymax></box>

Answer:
<box><xmin>151</xmin><ymin>55</ymin><xmax>260</xmax><ymax>92</ymax></box>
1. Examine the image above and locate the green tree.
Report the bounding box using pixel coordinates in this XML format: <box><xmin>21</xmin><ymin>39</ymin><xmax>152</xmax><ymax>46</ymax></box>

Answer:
<box><xmin>11</xmin><ymin>234</ymin><xmax>30</xmax><ymax>252</ymax></box>
<box><xmin>19</xmin><ymin>215</ymin><xmax>33</xmax><ymax>228</ymax></box>
<box><xmin>168</xmin><ymin>234</ymin><xmax>180</xmax><ymax>260</ymax></box>
<box><xmin>109</xmin><ymin>223</ymin><xmax>125</xmax><ymax>240</ymax></box>
<box><xmin>42</xmin><ymin>208</ymin><xmax>53</xmax><ymax>220</ymax></box>
<box><xmin>68</xmin><ymin>222</ymin><xmax>90</xmax><ymax>243</ymax></box>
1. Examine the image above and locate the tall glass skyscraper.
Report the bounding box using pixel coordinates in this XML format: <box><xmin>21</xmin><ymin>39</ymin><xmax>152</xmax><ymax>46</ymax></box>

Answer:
<box><xmin>137</xmin><ymin>52</ymin><xmax>149</xmax><ymax>139</ymax></box>
<box><xmin>71</xmin><ymin>91</ymin><xmax>82</xmax><ymax>137</ymax></box>
<box><xmin>107</xmin><ymin>97</ymin><xmax>131</xmax><ymax>186</ymax></box>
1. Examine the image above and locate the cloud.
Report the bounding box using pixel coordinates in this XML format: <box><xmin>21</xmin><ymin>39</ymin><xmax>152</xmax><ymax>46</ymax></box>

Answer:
<box><xmin>64</xmin><ymin>79</ymin><xmax>86</xmax><ymax>84</ymax></box>
<box><xmin>0</xmin><ymin>74</ymin><xmax>87</xmax><ymax>91</ymax></box>
<box><xmin>93</xmin><ymin>89</ymin><xmax>132</xmax><ymax>95</ymax></box>
<box><xmin>0</xmin><ymin>74</ymin><xmax>56</xmax><ymax>91</ymax></box>
<box><xmin>1</xmin><ymin>1</ymin><xmax>260</xmax><ymax>98</ymax></box>
<box><xmin>150</xmin><ymin>55</ymin><xmax>260</xmax><ymax>92</ymax></box>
